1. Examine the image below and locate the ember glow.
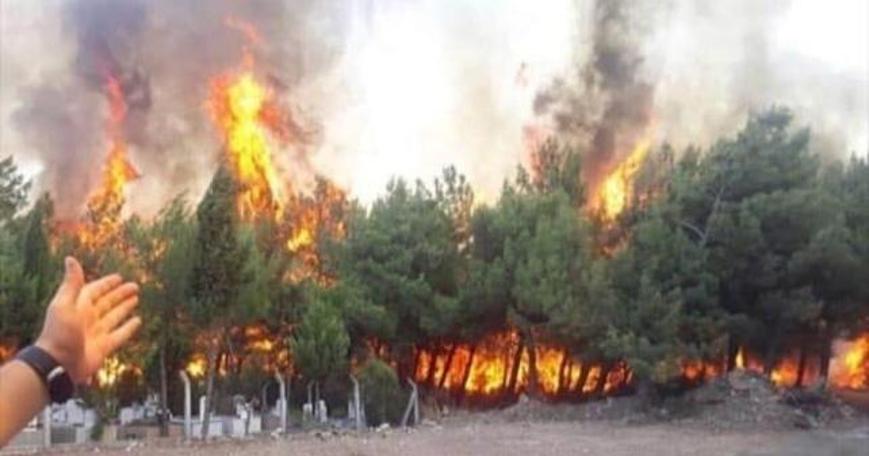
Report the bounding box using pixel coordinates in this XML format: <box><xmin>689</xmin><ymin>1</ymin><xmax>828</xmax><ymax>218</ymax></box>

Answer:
<box><xmin>681</xmin><ymin>360</ymin><xmax>724</xmax><ymax>383</ymax></box>
<box><xmin>831</xmin><ymin>334</ymin><xmax>869</xmax><ymax>389</ymax></box>
<box><xmin>184</xmin><ymin>324</ymin><xmax>291</xmax><ymax>380</ymax></box>
<box><xmin>284</xmin><ymin>180</ymin><xmax>348</xmax><ymax>283</ymax></box>
<box><xmin>96</xmin><ymin>355</ymin><xmax>141</xmax><ymax>388</ymax></box>
<box><xmin>414</xmin><ymin>330</ymin><xmax>631</xmax><ymax>398</ymax></box>
<box><xmin>186</xmin><ymin>354</ymin><xmax>207</xmax><ymax>379</ymax></box>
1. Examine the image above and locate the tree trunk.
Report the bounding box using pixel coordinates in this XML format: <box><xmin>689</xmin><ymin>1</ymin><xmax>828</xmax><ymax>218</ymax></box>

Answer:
<box><xmin>524</xmin><ymin>331</ymin><xmax>539</xmax><ymax>398</ymax></box>
<box><xmin>456</xmin><ymin>344</ymin><xmax>476</xmax><ymax>402</ymax></box>
<box><xmin>593</xmin><ymin>362</ymin><xmax>612</xmax><ymax>397</ymax></box>
<box><xmin>557</xmin><ymin>352</ymin><xmax>570</xmax><ymax>395</ymax></box>
<box><xmin>795</xmin><ymin>345</ymin><xmax>809</xmax><ymax>388</ymax></box>
<box><xmin>726</xmin><ymin>336</ymin><xmax>739</xmax><ymax>372</ymax></box>
<box><xmin>438</xmin><ymin>344</ymin><xmax>457</xmax><ymax>389</ymax></box>
<box><xmin>818</xmin><ymin>334</ymin><xmax>833</xmax><ymax>389</ymax></box>
<box><xmin>573</xmin><ymin>362</ymin><xmax>590</xmax><ymax>399</ymax></box>
<box><xmin>201</xmin><ymin>342</ymin><xmax>219</xmax><ymax>440</ymax></box>
<box><xmin>425</xmin><ymin>347</ymin><xmax>439</xmax><ymax>385</ymax></box>
<box><xmin>409</xmin><ymin>346</ymin><xmax>422</xmax><ymax>382</ymax></box>
<box><xmin>158</xmin><ymin>342</ymin><xmax>169</xmax><ymax>437</ymax></box>
<box><xmin>506</xmin><ymin>335</ymin><xmax>526</xmax><ymax>394</ymax></box>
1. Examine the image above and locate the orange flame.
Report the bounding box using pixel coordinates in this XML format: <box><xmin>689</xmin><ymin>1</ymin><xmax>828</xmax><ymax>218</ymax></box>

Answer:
<box><xmin>186</xmin><ymin>354</ymin><xmax>207</xmax><ymax>379</ymax></box>
<box><xmin>284</xmin><ymin>181</ymin><xmax>348</xmax><ymax>283</ymax></box>
<box><xmin>831</xmin><ymin>334</ymin><xmax>869</xmax><ymax>389</ymax></box>
<box><xmin>78</xmin><ymin>74</ymin><xmax>139</xmax><ymax>249</ymax></box>
<box><xmin>96</xmin><ymin>356</ymin><xmax>141</xmax><ymax>387</ymax></box>
<box><xmin>592</xmin><ymin>137</ymin><xmax>651</xmax><ymax>222</ymax></box>
<box><xmin>185</xmin><ymin>324</ymin><xmax>291</xmax><ymax>379</ymax></box>
<box><xmin>208</xmin><ymin>67</ymin><xmax>286</xmax><ymax>221</ymax></box>
<box><xmin>414</xmin><ymin>331</ymin><xmax>630</xmax><ymax>397</ymax></box>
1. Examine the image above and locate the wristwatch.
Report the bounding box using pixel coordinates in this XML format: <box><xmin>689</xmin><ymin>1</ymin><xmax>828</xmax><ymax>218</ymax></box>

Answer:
<box><xmin>15</xmin><ymin>345</ymin><xmax>75</xmax><ymax>404</ymax></box>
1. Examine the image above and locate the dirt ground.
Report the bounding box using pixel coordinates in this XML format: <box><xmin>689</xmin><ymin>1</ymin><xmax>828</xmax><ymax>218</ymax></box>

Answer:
<box><xmin>25</xmin><ymin>419</ymin><xmax>869</xmax><ymax>456</ymax></box>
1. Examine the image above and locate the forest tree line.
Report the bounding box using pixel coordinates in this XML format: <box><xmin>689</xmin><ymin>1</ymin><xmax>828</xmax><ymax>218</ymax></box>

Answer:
<box><xmin>1</xmin><ymin>108</ymin><xmax>868</xmax><ymax>426</ymax></box>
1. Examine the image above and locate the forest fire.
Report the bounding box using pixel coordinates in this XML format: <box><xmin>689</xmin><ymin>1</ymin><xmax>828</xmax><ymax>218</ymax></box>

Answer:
<box><xmin>831</xmin><ymin>334</ymin><xmax>869</xmax><ymax>389</ymax></box>
<box><xmin>96</xmin><ymin>356</ymin><xmax>142</xmax><ymax>388</ymax></box>
<box><xmin>414</xmin><ymin>331</ymin><xmax>631</xmax><ymax>399</ymax></box>
<box><xmin>591</xmin><ymin>136</ymin><xmax>652</xmax><ymax>222</ymax></box>
<box><xmin>208</xmin><ymin>65</ymin><xmax>286</xmax><ymax>222</ymax></box>
<box><xmin>284</xmin><ymin>180</ymin><xmax>348</xmax><ymax>283</ymax></box>
<box><xmin>681</xmin><ymin>360</ymin><xmax>725</xmax><ymax>383</ymax></box>
<box><xmin>677</xmin><ymin>342</ymin><xmax>869</xmax><ymax>390</ymax></box>
<box><xmin>75</xmin><ymin>74</ymin><xmax>139</xmax><ymax>249</ymax></box>
<box><xmin>184</xmin><ymin>324</ymin><xmax>290</xmax><ymax>380</ymax></box>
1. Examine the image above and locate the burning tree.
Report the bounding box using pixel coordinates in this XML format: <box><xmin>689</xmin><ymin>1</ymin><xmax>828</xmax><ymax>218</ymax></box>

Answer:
<box><xmin>189</xmin><ymin>165</ymin><xmax>269</xmax><ymax>438</ymax></box>
<box><xmin>126</xmin><ymin>197</ymin><xmax>196</xmax><ymax>436</ymax></box>
<box><xmin>336</xmin><ymin>178</ymin><xmax>462</xmax><ymax>380</ymax></box>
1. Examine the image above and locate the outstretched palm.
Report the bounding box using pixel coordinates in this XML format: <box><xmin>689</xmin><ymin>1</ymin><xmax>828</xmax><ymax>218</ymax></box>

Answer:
<box><xmin>36</xmin><ymin>257</ymin><xmax>141</xmax><ymax>384</ymax></box>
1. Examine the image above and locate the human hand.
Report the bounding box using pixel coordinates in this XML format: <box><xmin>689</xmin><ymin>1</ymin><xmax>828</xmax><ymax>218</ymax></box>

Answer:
<box><xmin>35</xmin><ymin>257</ymin><xmax>142</xmax><ymax>384</ymax></box>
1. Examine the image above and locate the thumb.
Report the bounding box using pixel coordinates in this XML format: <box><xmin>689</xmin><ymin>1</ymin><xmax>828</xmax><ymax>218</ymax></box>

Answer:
<box><xmin>56</xmin><ymin>256</ymin><xmax>85</xmax><ymax>302</ymax></box>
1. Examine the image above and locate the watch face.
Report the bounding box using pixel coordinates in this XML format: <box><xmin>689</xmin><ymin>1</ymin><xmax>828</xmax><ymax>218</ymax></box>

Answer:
<box><xmin>48</xmin><ymin>369</ymin><xmax>75</xmax><ymax>404</ymax></box>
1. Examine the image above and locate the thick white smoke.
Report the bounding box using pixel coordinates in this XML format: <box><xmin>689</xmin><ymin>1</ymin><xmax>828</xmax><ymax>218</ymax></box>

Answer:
<box><xmin>0</xmin><ymin>0</ymin><xmax>866</xmax><ymax>216</ymax></box>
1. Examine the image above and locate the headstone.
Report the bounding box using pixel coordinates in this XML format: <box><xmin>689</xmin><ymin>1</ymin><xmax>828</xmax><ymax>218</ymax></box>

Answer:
<box><xmin>63</xmin><ymin>400</ymin><xmax>86</xmax><ymax>426</ymax></box>
<box><xmin>317</xmin><ymin>400</ymin><xmax>328</xmax><ymax>424</ymax></box>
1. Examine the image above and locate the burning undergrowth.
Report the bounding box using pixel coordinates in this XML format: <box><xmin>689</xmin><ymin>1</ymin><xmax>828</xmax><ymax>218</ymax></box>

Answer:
<box><xmin>1</xmin><ymin>0</ymin><xmax>867</xmax><ymax>415</ymax></box>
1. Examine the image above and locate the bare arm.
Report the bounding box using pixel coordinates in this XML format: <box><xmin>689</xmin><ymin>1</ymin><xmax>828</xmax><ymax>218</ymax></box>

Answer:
<box><xmin>0</xmin><ymin>257</ymin><xmax>141</xmax><ymax>447</ymax></box>
<box><xmin>0</xmin><ymin>360</ymin><xmax>49</xmax><ymax>445</ymax></box>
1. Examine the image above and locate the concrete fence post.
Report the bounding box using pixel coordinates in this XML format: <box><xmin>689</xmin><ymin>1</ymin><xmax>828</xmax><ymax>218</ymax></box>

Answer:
<box><xmin>179</xmin><ymin>371</ymin><xmax>192</xmax><ymax>440</ymax></box>
<box><xmin>274</xmin><ymin>373</ymin><xmax>287</xmax><ymax>434</ymax></box>
<box><xmin>350</xmin><ymin>375</ymin><xmax>363</xmax><ymax>431</ymax></box>
<box><xmin>401</xmin><ymin>378</ymin><xmax>419</xmax><ymax>428</ymax></box>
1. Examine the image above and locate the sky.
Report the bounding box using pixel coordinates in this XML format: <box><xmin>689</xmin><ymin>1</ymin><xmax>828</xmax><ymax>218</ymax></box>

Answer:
<box><xmin>0</xmin><ymin>0</ymin><xmax>867</xmax><ymax>212</ymax></box>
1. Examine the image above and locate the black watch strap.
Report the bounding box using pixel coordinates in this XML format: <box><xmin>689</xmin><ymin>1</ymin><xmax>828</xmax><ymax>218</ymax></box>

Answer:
<box><xmin>15</xmin><ymin>345</ymin><xmax>75</xmax><ymax>404</ymax></box>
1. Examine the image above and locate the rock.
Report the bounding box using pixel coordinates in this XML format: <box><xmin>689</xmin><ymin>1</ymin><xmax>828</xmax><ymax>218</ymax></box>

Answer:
<box><xmin>792</xmin><ymin>411</ymin><xmax>818</xmax><ymax>429</ymax></box>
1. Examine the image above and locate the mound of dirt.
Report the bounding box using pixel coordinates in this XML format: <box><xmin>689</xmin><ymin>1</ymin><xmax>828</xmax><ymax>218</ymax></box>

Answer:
<box><xmin>660</xmin><ymin>371</ymin><xmax>859</xmax><ymax>431</ymax></box>
<box><xmin>490</xmin><ymin>371</ymin><xmax>862</xmax><ymax>431</ymax></box>
<box><xmin>494</xmin><ymin>394</ymin><xmax>645</xmax><ymax>423</ymax></box>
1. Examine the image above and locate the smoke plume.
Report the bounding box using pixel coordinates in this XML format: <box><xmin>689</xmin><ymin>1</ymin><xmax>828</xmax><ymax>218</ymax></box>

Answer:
<box><xmin>0</xmin><ymin>0</ymin><xmax>865</xmax><ymax>215</ymax></box>
<box><xmin>534</xmin><ymin>0</ymin><xmax>655</xmax><ymax>193</ymax></box>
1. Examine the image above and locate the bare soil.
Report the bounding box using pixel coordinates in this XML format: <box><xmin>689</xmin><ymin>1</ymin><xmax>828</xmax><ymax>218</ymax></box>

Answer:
<box><xmin>26</xmin><ymin>419</ymin><xmax>869</xmax><ymax>456</ymax></box>
<box><xmin>17</xmin><ymin>372</ymin><xmax>869</xmax><ymax>456</ymax></box>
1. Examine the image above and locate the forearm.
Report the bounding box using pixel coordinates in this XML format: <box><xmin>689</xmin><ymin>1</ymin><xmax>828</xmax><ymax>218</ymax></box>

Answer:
<box><xmin>0</xmin><ymin>360</ymin><xmax>49</xmax><ymax>447</ymax></box>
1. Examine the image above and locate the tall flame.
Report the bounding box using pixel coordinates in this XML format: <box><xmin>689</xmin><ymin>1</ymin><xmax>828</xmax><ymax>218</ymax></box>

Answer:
<box><xmin>79</xmin><ymin>74</ymin><xmax>139</xmax><ymax>249</ymax></box>
<box><xmin>209</xmin><ymin>68</ymin><xmax>285</xmax><ymax>221</ymax></box>
<box><xmin>592</xmin><ymin>137</ymin><xmax>652</xmax><ymax>222</ymax></box>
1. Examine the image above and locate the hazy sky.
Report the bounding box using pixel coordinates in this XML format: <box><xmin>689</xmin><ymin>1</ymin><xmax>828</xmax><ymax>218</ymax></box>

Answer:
<box><xmin>0</xmin><ymin>0</ymin><xmax>867</xmax><ymax>211</ymax></box>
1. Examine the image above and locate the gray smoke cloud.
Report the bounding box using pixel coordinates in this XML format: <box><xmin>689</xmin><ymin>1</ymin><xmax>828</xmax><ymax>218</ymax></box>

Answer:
<box><xmin>4</xmin><ymin>0</ymin><xmax>338</xmax><ymax>217</ymax></box>
<box><xmin>535</xmin><ymin>0</ymin><xmax>867</xmax><ymax>192</ymax></box>
<box><xmin>534</xmin><ymin>0</ymin><xmax>656</xmax><ymax>191</ymax></box>
<box><xmin>0</xmin><ymin>0</ymin><xmax>866</xmax><ymax>215</ymax></box>
<box><xmin>643</xmin><ymin>0</ymin><xmax>866</xmax><ymax>160</ymax></box>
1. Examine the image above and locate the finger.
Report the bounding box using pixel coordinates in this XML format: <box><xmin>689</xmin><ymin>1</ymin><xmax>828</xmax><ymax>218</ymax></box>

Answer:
<box><xmin>100</xmin><ymin>296</ymin><xmax>139</xmax><ymax>332</ymax></box>
<box><xmin>105</xmin><ymin>316</ymin><xmax>142</xmax><ymax>355</ymax></box>
<box><xmin>95</xmin><ymin>282</ymin><xmax>139</xmax><ymax>317</ymax></box>
<box><xmin>79</xmin><ymin>274</ymin><xmax>123</xmax><ymax>309</ymax></box>
<box><xmin>54</xmin><ymin>257</ymin><xmax>85</xmax><ymax>307</ymax></box>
